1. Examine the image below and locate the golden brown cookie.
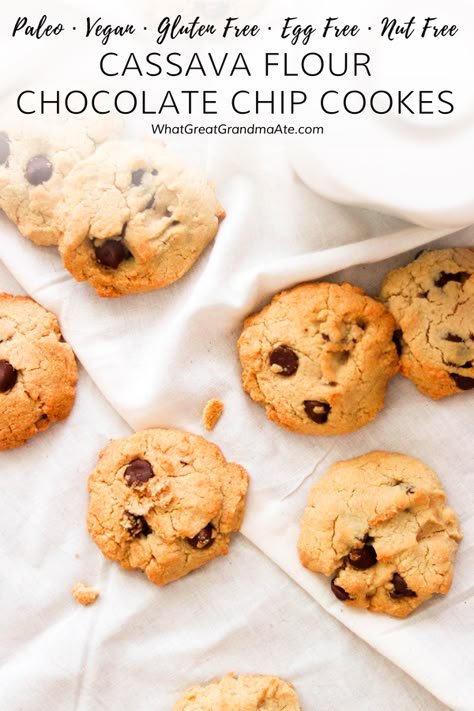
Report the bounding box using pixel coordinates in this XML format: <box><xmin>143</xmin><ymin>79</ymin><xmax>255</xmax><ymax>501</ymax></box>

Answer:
<box><xmin>172</xmin><ymin>673</ymin><xmax>302</xmax><ymax>710</ymax></box>
<box><xmin>58</xmin><ymin>140</ymin><xmax>225</xmax><ymax>297</ymax></box>
<box><xmin>298</xmin><ymin>451</ymin><xmax>462</xmax><ymax>618</ymax></box>
<box><xmin>238</xmin><ymin>282</ymin><xmax>399</xmax><ymax>435</ymax></box>
<box><xmin>380</xmin><ymin>247</ymin><xmax>474</xmax><ymax>399</ymax></box>
<box><xmin>0</xmin><ymin>114</ymin><xmax>122</xmax><ymax>246</ymax></box>
<box><xmin>0</xmin><ymin>293</ymin><xmax>77</xmax><ymax>450</ymax></box>
<box><xmin>87</xmin><ymin>428</ymin><xmax>248</xmax><ymax>585</ymax></box>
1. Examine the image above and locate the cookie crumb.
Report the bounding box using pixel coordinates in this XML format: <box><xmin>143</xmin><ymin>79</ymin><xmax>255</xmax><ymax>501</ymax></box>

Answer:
<box><xmin>72</xmin><ymin>582</ymin><xmax>100</xmax><ymax>606</ymax></box>
<box><xmin>202</xmin><ymin>399</ymin><xmax>224</xmax><ymax>431</ymax></box>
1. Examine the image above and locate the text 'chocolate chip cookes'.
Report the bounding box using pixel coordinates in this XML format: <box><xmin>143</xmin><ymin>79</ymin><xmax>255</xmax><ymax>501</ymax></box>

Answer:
<box><xmin>87</xmin><ymin>428</ymin><xmax>249</xmax><ymax>585</ymax></box>
<box><xmin>238</xmin><ymin>281</ymin><xmax>399</xmax><ymax>435</ymax></box>
<box><xmin>58</xmin><ymin>139</ymin><xmax>225</xmax><ymax>297</ymax></box>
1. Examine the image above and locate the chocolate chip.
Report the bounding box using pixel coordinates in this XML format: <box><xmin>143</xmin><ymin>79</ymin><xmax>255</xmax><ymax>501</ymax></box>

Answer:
<box><xmin>392</xmin><ymin>329</ymin><xmax>403</xmax><ymax>356</ymax></box>
<box><xmin>269</xmin><ymin>345</ymin><xmax>299</xmax><ymax>376</ymax></box>
<box><xmin>187</xmin><ymin>523</ymin><xmax>215</xmax><ymax>549</ymax></box>
<box><xmin>449</xmin><ymin>373</ymin><xmax>474</xmax><ymax>390</ymax></box>
<box><xmin>348</xmin><ymin>544</ymin><xmax>377</xmax><ymax>570</ymax></box>
<box><xmin>151</xmin><ymin>169</ymin><xmax>158</xmax><ymax>176</ymax></box>
<box><xmin>0</xmin><ymin>360</ymin><xmax>18</xmax><ymax>392</ymax></box>
<box><xmin>331</xmin><ymin>579</ymin><xmax>350</xmax><ymax>601</ymax></box>
<box><xmin>406</xmin><ymin>485</ymin><xmax>415</xmax><ymax>494</ymax></box>
<box><xmin>131</xmin><ymin>169</ymin><xmax>145</xmax><ymax>186</ymax></box>
<box><xmin>445</xmin><ymin>333</ymin><xmax>463</xmax><ymax>342</ymax></box>
<box><xmin>25</xmin><ymin>155</ymin><xmax>53</xmax><ymax>185</ymax></box>
<box><xmin>124</xmin><ymin>459</ymin><xmax>154</xmax><ymax>487</ymax></box>
<box><xmin>164</xmin><ymin>209</ymin><xmax>172</xmax><ymax>217</ymax></box>
<box><xmin>122</xmin><ymin>511</ymin><xmax>151</xmax><ymax>538</ymax></box>
<box><xmin>145</xmin><ymin>195</ymin><xmax>155</xmax><ymax>210</ymax></box>
<box><xmin>0</xmin><ymin>133</ymin><xmax>10</xmax><ymax>165</ymax></box>
<box><xmin>304</xmin><ymin>400</ymin><xmax>331</xmax><ymax>424</ymax></box>
<box><xmin>94</xmin><ymin>239</ymin><xmax>130</xmax><ymax>269</ymax></box>
<box><xmin>434</xmin><ymin>271</ymin><xmax>469</xmax><ymax>288</ymax></box>
<box><xmin>389</xmin><ymin>572</ymin><xmax>417</xmax><ymax>599</ymax></box>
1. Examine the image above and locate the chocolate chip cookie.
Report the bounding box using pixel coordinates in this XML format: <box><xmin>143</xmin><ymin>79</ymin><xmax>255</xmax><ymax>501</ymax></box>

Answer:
<box><xmin>87</xmin><ymin>428</ymin><xmax>248</xmax><ymax>585</ymax></box>
<box><xmin>172</xmin><ymin>673</ymin><xmax>302</xmax><ymax>710</ymax></box>
<box><xmin>298</xmin><ymin>451</ymin><xmax>462</xmax><ymax>617</ymax></box>
<box><xmin>0</xmin><ymin>114</ymin><xmax>121</xmax><ymax>246</ymax></box>
<box><xmin>58</xmin><ymin>140</ymin><xmax>225</xmax><ymax>297</ymax></box>
<box><xmin>380</xmin><ymin>248</ymin><xmax>474</xmax><ymax>399</ymax></box>
<box><xmin>238</xmin><ymin>281</ymin><xmax>399</xmax><ymax>435</ymax></box>
<box><xmin>0</xmin><ymin>293</ymin><xmax>78</xmax><ymax>450</ymax></box>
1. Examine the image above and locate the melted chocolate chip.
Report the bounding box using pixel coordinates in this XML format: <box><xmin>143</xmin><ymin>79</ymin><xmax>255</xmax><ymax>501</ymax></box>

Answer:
<box><xmin>0</xmin><ymin>133</ymin><xmax>10</xmax><ymax>165</ymax></box>
<box><xmin>389</xmin><ymin>572</ymin><xmax>417</xmax><ymax>599</ymax></box>
<box><xmin>331</xmin><ymin>580</ymin><xmax>350</xmax><ymax>601</ymax></box>
<box><xmin>124</xmin><ymin>459</ymin><xmax>154</xmax><ymax>487</ymax></box>
<box><xmin>269</xmin><ymin>345</ymin><xmax>299</xmax><ymax>376</ymax></box>
<box><xmin>94</xmin><ymin>239</ymin><xmax>130</xmax><ymax>269</ymax></box>
<box><xmin>131</xmin><ymin>169</ymin><xmax>145</xmax><ymax>186</ymax></box>
<box><xmin>304</xmin><ymin>400</ymin><xmax>331</xmax><ymax>424</ymax></box>
<box><xmin>187</xmin><ymin>523</ymin><xmax>215</xmax><ymax>549</ymax></box>
<box><xmin>145</xmin><ymin>195</ymin><xmax>155</xmax><ymax>210</ymax></box>
<box><xmin>445</xmin><ymin>333</ymin><xmax>463</xmax><ymax>343</ymax></box>
<box><xmin>25</xmin><ymin>155</ymin><xmax>53</xmax><ymax>185</ymax></box>
<box><xmin>449</xmin><ymin>372</ymin><xmax>474</xmax><ymax>390</ymax></box>
<box><xmin>434</xmin><ymin>271</ymin><xmax>469</xmax><ymax>288</ymax></box>
<box><xmin>348</xmin><ymin>544</ymin><xmax>377</xmax><ymax>570</ymax></box>
<box><xmin>392</xmin><ymin>329</ymin><xmax>403</xmax><ymax>356</ymax></box>
<box><xmin>0</xmin><ymin>360</ymin><xmax>18</xmax><ymax>392</ymax></box>
<box><xmin>122</xmin><ymin>511</ymin><xmax>151</xmax><ymax>538</ymax></box>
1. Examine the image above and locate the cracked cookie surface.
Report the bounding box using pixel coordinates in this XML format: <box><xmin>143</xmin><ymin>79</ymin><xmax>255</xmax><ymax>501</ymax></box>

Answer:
<box><xmin>172</xmin><ymin>673</ymin><xmax>302</xmax><ymax>711</ymax></box>
<box><xmin>0</xmin><ymin>293</ymin><xmax>77</xmax><ymax>450</ymax></box>
<box><xmin>58</xmin><ymin>139</ymin><xmax>225</xmax><ymax>297</ymax></box>
<box><xmin>0</xmin><ymin>114</ymin><xmax>121</xmax><ymax>246</ymax></box>
<box><xmin>298</xmin><ymin>451</ymin><xmax>462</xmax><ymax>617</ymax></box>
<box><xmin>238</xmin><ymin>282</ymin><xmax>399</xmax><ymax>435</ymax></box>
<box><xmin>380</xmin><ymin>247</ymin><xmax>474</xmax><ymax>399</ymax></box>
<box><xmin>87</xmin><ymin>428</ymin><xmax>248</xmax><ymax>585</ymax></box>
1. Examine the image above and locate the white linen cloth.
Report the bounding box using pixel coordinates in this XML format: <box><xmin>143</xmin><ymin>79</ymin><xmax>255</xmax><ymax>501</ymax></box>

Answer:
<box><xmin>0</xmin><ymin>138</ymin><xmax>473</xmax><ymax>711</ymax></box>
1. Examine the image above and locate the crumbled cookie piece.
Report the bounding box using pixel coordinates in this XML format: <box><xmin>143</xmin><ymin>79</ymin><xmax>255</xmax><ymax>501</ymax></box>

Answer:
<box><xmin>172</xmin><ymin>673</ymin><xmax>302</xmax><ymax>710</ymax></box>
<box><xmin>238</xmin><ymin>281</ymin><xmax>399</xmax><ymax>435</ymax></box>
<box><xmin>298</xmin><ymin>451</ymin><xmax>462</xmax><ymax>617</ymax></box>
<box><xmin>202</xmin><ymin>398</ymin><xmax>224</xmax><ymax>431</ymax></box>
<box><xmin>380</xmin><ymin>247</ymin><xmax>474</xmax><ymax>399</ymax></box>
<box><xmin>72</xmin><ymin>582</ymin><xmax>100</xmax><ymax>606</ymax></box>
<box><xmin>87</xmin><ymin>428</ymin><xmax>249</xmax><ymax>585</ymax></box>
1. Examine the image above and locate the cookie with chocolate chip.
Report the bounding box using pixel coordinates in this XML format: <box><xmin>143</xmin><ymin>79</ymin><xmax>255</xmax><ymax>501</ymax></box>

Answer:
<box><xmin>87</xmin><ymin>428</ymin><xmax>248</xmax><ymax>585</ymax></box>
<box><xmin>0</xmin><ymin>293</ymin><xmax>77</xmax><ymax>450</ymax></box>
<box><xmin>238</xmin><ymin>281</ymin><xmax>399</xmax><ymax>435</ymax></box>
<box><xmin>298</xmin><ymin>451</ymin><xmax>462</xmax><ymax>617</ymax></box>
<box><xmin>172</xmin><ymin>673</ymin><xmax>302</xmax><ymax>711</ymax></box>
<box><xmin>380</xmin><ymin>248</ymin><xmax>474</xmax><ymax>399</ymax></box>
<box><xmin>58</xmin><ymin>140</ymin><xmax>225</xmax><ymax>297</ymax></box>
<box><xmin>0</xmin><ymin>113</ymin><xmax>121</xmax><ymax>246</ymax></box>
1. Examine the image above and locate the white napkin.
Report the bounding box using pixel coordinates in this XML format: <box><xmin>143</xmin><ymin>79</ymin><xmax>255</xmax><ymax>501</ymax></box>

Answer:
<box><xmin>0</xmin><ymin>140</ymin><xmax>473</xmax><ymax>711</ymax></box>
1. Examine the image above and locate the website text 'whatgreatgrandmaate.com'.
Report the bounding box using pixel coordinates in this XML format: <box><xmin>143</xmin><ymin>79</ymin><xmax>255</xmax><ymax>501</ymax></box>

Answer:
<box><xmin>151</xmin><ymin>123</ymin><xmax>324</xmax><ymax>135</ymax></box>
